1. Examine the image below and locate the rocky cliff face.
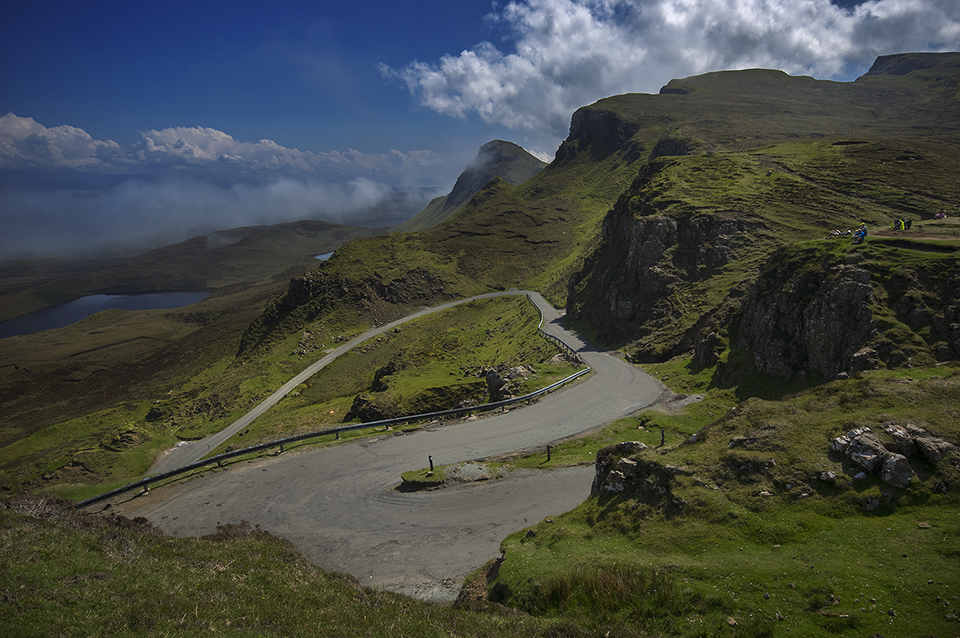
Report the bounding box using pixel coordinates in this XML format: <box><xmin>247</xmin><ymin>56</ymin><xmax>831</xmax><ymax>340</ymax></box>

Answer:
<box><xmin>567</xmin><ymin>159</ymin><xmax>761</xmax><ymax>360</ymax></box>
<box><xmin>738</xmin><ymin>257</ymin><xmax>878</xmax><ymax>379</ymax></box>
<box><xmin>554</xmin><ymin>106</ymin><xmax>645</xmax><ymax>164</ymax></box>
<box><xmin>736</xmin><ymin>246</ymin><xmax>960</xmax><ymax>380</ymax></box>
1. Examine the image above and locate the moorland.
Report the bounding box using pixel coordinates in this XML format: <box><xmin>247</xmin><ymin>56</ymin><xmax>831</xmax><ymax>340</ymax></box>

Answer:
<box><xmin>2</xmin><ymin>52</ymin><xmax>960</xmax><ymax>637</ymax></box>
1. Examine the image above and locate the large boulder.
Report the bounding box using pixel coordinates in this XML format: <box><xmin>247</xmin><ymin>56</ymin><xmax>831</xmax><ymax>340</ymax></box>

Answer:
<box><xmin>881</xmin><ymin>453</ymin><xmax>914</xmax><ymax>489</ymax></box>
<box><xmin>908</xmin><ymin>424</ymin><xmax>958</xmax><ymax>463</ymax></box>
<box><xmin>829</xmin><ymin>423</ymin><xmax>957</xmax><ymax>490</ymax></box>
<box><xmin>831</xmin><ymin>427</ymin><xmax>916</xmax><ymax>488</ymax></box>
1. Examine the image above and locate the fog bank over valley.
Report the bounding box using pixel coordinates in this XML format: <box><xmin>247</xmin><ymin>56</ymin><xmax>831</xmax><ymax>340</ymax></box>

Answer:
<box><xmin>0</xmin><ymin>114</ymin><xmax>454</xmax><ymax>259</ymax></box>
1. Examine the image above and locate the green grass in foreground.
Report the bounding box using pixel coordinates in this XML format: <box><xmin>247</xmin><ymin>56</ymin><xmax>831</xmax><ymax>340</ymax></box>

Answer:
<box><xmin>402</xmin><ymin>359</ymin><xmax>959</xmax><ymax>637</ymax></box>
<box><xmin>486</xmin><ymin>363</ymin><xmax>960</xmax><ymax>637</ymax></box>
<box><xmin>1</xmin><ymin>495</ymin><xmax>585</xmax><ymax>638</ymax></box>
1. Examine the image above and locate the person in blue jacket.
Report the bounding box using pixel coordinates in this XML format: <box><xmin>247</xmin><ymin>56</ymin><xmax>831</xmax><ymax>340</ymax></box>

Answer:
<box><xmin>852</xmin><ymin>223</ymin><xmax>868</xmax><ymax>244</ymax></box>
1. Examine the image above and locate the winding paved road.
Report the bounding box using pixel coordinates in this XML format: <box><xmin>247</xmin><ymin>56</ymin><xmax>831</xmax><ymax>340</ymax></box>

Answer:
<box><xmin>118</xmin><ymin>291</ymin><xmax>663</xmax><ymax>601</ymax></box>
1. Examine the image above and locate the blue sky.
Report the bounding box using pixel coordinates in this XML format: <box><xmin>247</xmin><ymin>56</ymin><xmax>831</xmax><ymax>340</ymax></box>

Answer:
<box><xmin>1</xmin><ymin>1</ymin><xmax>503</xmax><ymax>154</ymax></box>
<box><xmin>2</xmin><ymin>0</ymin><xmax>959</xmax><ymax>258</ymax></box>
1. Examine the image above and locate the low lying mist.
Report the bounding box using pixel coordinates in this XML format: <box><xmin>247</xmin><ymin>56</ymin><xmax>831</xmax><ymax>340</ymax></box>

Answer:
<box><xmin>0</xmin><ymin>114</ymin><xmax>456</xmax><ymax>261</ymax></box>
<box><xmin>0</xmin><ymin>176</ymin><xmax>441</xmax><ymax>260</ymax></box>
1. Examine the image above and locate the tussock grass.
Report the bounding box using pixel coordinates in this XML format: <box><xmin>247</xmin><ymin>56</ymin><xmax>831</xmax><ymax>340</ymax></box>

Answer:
<box><xmin>1</xmin><ymin>494</ymin><xmax>581</xmax><ymax>637</ymax></box>
<box><xmin>491</xmin><ymin>364</ymin><xmax>960</xmax><ymax>637</ymax></box>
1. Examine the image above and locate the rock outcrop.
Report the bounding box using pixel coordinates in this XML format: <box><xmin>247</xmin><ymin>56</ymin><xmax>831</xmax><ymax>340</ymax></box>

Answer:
<box><xmin>739</xmin><ymin>256</ymin><xmax>877</xmax><ymax>380</ymax></box>
<box><xmin>830</xmin><ymin>424</ymin><xmax>958</xmax><ymax>491</ymax></box>
<box><xmin>482</xmin><ymin>365</ymin><xmax>534</xmax><ymax>402</ymax></box>
<box><xmin>555</xmin><ymin>106</ymin><xmax>644</xmax><ymax>164</ymax></box>
<box><xmin>736</xmin><ymin>244</ymin><xmax>960</xmax><ymax>380</ymax></box>
<box><xmin>591</xmin><ymin>441</ymin><xmax>689</xmax><ymax>514</ymax></box>
<box><xmin>567</xmin><ymin>158</ymin><xmax>761</xmax><ymax>358</ymax></box>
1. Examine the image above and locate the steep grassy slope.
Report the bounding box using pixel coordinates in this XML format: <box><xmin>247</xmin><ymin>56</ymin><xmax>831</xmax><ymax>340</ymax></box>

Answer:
<box><xmin>4</xmin><ymin>53</ymin><xmax>960</xmax><ymax>637</ymax></box>
<box><xmin>488</xmin><ymin>366</ymin><xmax>960</xmax><ymax>637</ymax></box>
<box><xmin>394</xmin><ymin>140</ymin><xmax>547</xmax><ymax>232</ymax></box>
<box><xmin>474</xmin><ymin>53</ymin><xmax>960</xmax><ymax>637</ymax></box>
<box><xmin>249</xmin><ymin>54</ymin><xmax>960</xmax><ymax>361</ymax></box>
<box><xmin>1</xmin><ymin>494</ymin><xmax>580</xmax><ymax>637</ymax></box>
<box><xmin>10</xmin><ymin>54</ymin><xmax>958</xmax><ymax>498</ymax></box>
<box><xmin>568</xmin><ymin>55</ymin><xmax>960</xmax><ymax>364</ymax></box>
<box><xmin>0</xmin><ymin>221</ymin><xmax>390</xmax><ymax>485</ymax></box>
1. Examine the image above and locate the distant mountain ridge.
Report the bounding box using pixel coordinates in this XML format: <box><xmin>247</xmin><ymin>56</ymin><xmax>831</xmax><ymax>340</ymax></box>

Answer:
<box><xmin>4</xmin><ymin>52</ymin><xmax>960</xmax><ymax>637</ymax></box>
<box><xmin>393</xmin><ymin>140</ymin><xmax>547</xmax><ymax>232</ymax></box>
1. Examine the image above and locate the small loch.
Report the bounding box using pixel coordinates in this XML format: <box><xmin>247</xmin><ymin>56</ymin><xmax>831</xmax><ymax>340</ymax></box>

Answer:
<box><xmin>0</xmin><ymin>291</ymin><xmax>211</xmax><ymax>339</ymax></box>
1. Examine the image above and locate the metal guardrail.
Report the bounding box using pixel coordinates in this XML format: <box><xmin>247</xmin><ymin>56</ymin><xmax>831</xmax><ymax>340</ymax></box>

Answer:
<box><xmin>76</xmin><ymin>366</ymin><xmax>590</xmax><ymax>509</ymax></box>
<box><xmin>526</xmin><ymin>293</ymin><xmax>581</xmax><ymax>360</ymax></box>
<box><xmin>77</xmin><ymin>294</ymin><xmax>587</xmax><ymax>508</ymax></box>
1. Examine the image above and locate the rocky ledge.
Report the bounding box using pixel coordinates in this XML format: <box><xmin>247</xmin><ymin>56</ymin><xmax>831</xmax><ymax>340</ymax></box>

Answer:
<box><xmin>830</xmin><ymin>423</ymin><xmax>957</xmax><ymax>493</ymax></box>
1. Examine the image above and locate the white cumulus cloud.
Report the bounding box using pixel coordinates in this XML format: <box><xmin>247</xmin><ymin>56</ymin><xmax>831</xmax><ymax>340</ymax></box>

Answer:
<box><xmin>384</xmin><ymin>0</ymin><xmax>960</xmax><ymax>142</ymax></box>
<box><xmin>0</xmin><ymin>113</ymin><xmax>125</xmax><ymax>169</ymax></box>
<box><xmin>0</xmin><ymin>113</ymin><xmax>444</xmax><ymax>183</ymax></box>
<box><xmin>0</xmin><ymin>115</ymin><xmax>447</xmax><ymax>258</ymax></box>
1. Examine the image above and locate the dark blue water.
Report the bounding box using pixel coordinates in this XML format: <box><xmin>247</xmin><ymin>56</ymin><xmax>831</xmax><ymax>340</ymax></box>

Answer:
<box><xmin>0</xmin><ymin>291</ymin><xmax>211</xmax><ymax>339</ymax></box>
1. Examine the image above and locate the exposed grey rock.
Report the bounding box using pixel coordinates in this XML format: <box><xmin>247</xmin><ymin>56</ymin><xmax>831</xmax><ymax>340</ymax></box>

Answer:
<box><xmin>603</xmin><ymin>470</ymin><xmax>629</xmax><ymax>493</ymax></box>
<box><xmin>507</xmin><ymin>366</ymin><xmax>533</xmax><ymax>379</ymax></box>
<box><xmin>884</xmin><ymin>423</ymin><xmax>914</xmax><ymax>454</ymax></box>
<box><xmin>907</xmin><ymin>424</ymin><xmax>958</xmax><ymax>463</ymax></box>
<box><xmin>830</xmin><ymin>434</ymin><xmax>851</xmax><ymax>454</ymax></box>
<box><xmin>483</xmin><ymin>368</ymin><xmax>517</xmax><ymax>402</ymax></box>
<box><xmin>830</xmin><ymin>424</ymin><xmax>956</xmax><ymax>492</ymax></box>
<box><xmin>881</xmin><ymin>453</ymin><xmax>915</xmax><ymax>488</ymax></box>
<box><xmin>693</xmin><ymin>330</ymin><xmax>723</xmax><ymax>367</ymax></box>
<box><xmin>845</xmin><ymin>429</ymin><xmax>886</xmax><ymax>473</ymax></box>
<box><xmin>617</xmin><ymin>457</ymin><xmax>640</xmax><ymax>476</ymax></box>
<box><xmin>848</xmin><ymin>347</ymin><xmax>880</xmax><ymax>374</ymax></box>
<box><xmin>739</xmin><ymin>264</ymin><xmax>876</xmax><ymax>379</ymax></box>
<box><xmin>819</xmin><ymin>471</ymin><xmax>837</xmax><ymax>484</ymax></box>
<box><xmin>591</xmin><ymin>441</ymin><xmax>698</xmax><ymax>516</ymax></box>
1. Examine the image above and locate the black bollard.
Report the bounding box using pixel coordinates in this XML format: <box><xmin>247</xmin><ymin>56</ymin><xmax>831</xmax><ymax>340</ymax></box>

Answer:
<box><xmin>429</xmin><ymin>455</ymin><xmax>434</xmax><ymax>472</ymax></box>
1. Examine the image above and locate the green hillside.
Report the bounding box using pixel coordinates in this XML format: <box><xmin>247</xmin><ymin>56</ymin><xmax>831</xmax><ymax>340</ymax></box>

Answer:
<box><xmin>393</xmin><ymin>139</ymin><xmax>548</xmax><ymax>232</ymax></box>
<box><xmin>3</xmin><ymin>52</ymin><xmax>960</xmax><ymax>637</ymax></box>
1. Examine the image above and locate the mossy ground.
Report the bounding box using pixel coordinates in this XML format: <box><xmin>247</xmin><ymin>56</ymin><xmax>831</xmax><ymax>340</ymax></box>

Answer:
<box><xmin>2</xmin><ymin>61</ymin><xmax>960</xmax><ymax>636</ymax></box>
<box><xmin>1</xmin><ymin>494</ymin><xmax>578</xmax><ymax>638</ymax></box>
<box><xmin>485</xmin><ymin>363</ymin><xmax>960</xmax><ymax>637</ymax></box>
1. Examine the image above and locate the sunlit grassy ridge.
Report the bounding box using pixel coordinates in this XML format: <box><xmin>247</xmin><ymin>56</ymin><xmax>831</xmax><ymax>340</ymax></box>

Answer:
<box><xmin>1</xmin><ymin>295</ymin><xmax>573</xmax><ymax>501</ymax></box>
<box><xmin>487</xmin><ymin>366</ymin><xmax>960</xmax><ymax>637</ymax></box>
<box><xmin>208</xmin><ymin>295</ymin><xmax>578</xmax><ymax>456</ymax></box>
<box><xmin>3</xmin><ymin>55</ymin><xmax>960</xmax><ymax>637</ymax></box>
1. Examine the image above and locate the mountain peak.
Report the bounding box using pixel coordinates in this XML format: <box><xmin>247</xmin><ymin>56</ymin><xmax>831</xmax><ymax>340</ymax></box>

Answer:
<box><xmin>862</xmin><ymin>51</ymin><xmax>960</xmax><ymax>76</ymax></box>
<box><xmin>393</xmin><ymin>141</ymin><xmax>547</xmax><ymax>232</ymax></box>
